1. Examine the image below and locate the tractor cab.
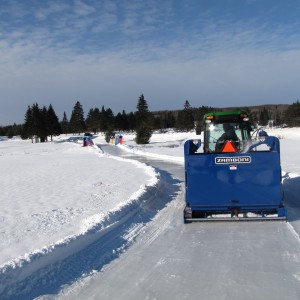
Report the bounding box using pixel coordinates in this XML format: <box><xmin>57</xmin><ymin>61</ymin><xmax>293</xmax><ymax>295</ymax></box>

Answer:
<box><xmin>203</xmin><ymin>111</ymin><xmax>252</xmax><ymax>153</ymax></box>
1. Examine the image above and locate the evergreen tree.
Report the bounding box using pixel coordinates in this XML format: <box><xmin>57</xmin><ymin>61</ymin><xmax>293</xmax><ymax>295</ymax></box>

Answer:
<box><xmin>176</xmin><ymin>100</ymin><xmax>194</xmax><ymax>131</ymax></box>
<box><xmin>69</xmin><ymin>101</ymin><xmax>86</xmax><ymax>134</ymax></box>
<box><xmin>115</xmin><ymin>110</ymin><xmax>129</xmax><ymax>131</ymax></box>
<box><xmin>127</xmin><ymin>112</ymin><xmax>136</xmax><ymax>131</ymax></box>
<box><xmin>86</xmin><ymin>108</ymin><xmax>95</xmax><ymax>132</ymax></box>
<box><xmin>135</xmin><ymin>124</ymin><xmax>153</xmax><ymax>144</ymax></box>
<box><xmin>273</xmin><ymin>112</ymin><xmax>282</xmax><ymax>127</ymax></box>
<box><xmin>103</xmin><ymin>108</ymin><xmax>115</xmax><ymax>142</ymax></box>
<box><xmin>61</xmin><ymin>112</ymin><xmax>69</xmax><ymax>134</ymax></box>
<box><xmin>135</xmin><ymin>94</ymin><xmax>150</xmax><ymax>124</ymax></box>
<box><xmin>47</xmin><ymin>104</ymin><xmax>61</xmax><ymax>140</ymax></box>
<box><xmin>164</xmin><ymin>111</ymin><xmax>176</xmax><ymax>128</ymax></box>
<box><xmin>93</xmin><ymin>107</ymin><xmax>101</xmax><ymax>132</ymax></box>
<box><xmin>121</xmin><ymin>110</ymin><xmax>129</xmax><ymax>131</ymax></box>
<box><xmin>105</xmin><ymin>108</ymin><xmax>115</xmax><ymax>129</ymax></box>
<box><xmin>40</xmin><ymin>106</ymin><xmax>49</xmax><ymax>142</ymax></box>
<box><xmin>99</xmin><ymin>106</ymin><xmax>108</xmax><ymax>132</ymax></box>
<box><xmin>283</xmin><ymin>100</ymin><xmax>300</xmax><ymax>127</ymax></box>
<box><xmin>23</xmin><ymin>105</ymin><xmax>34</xmax><ymax>141</ymax></box>
<box><xmin>115</xmin><ymin>112</ymin><xmax>123</xmax><ymax>131</ymax></box>
<box><xmin>1</xmin><ymin>124</ymin><xmax>23</xmax><ymax>138</ymax></box>
<box><xmin>28</xmin><ymin>103</ymin><xmax>47</xmax><ymax>142</ymax></box>
<box><xmin>86</xmin><ymin>107</ymin><xmax>102</xmax><ymax>133</ymax></box>
<box><xmin>135</xmin><ymin>94</ymin><xmax>152</xmax><ymax>144</ymax></box>
<box><xmin>259</xmin><ymin>107</ymin><xmax>269</xmax><ymax>126</ymax></box>
<box><xmin>31</xmin><ymin>103</ymin><xmax>40</xmax><ymax>141</ymax></box>
<box><xmin>152</xmin><ymin>115</ymin><xmax>162</xmax><ymax>130</ymax></box>
<box><xmin>10</xmin><ymin>123</ymin><xmax>20</xmax><ymax>137</ymax></box>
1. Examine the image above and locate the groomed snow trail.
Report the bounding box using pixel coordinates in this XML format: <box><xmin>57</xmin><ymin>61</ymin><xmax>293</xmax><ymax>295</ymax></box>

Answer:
<box><xmin>53</xmin><ymin>145</ymin><xmax>300</xmax><ymax>300</ymax></box>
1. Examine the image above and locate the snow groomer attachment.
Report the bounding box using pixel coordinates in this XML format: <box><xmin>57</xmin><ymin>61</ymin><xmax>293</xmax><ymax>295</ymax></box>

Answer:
<box><xmin>184</xmin><ymin>110</ymin><xmax>287</xmax><ymax>222</ymax></box>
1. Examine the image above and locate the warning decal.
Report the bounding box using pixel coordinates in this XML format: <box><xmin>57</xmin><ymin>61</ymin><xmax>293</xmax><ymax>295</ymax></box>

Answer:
<box><xmin>215</xmin><ymin>156</ymin><xmax>251</xmax><ymax>164</ymax></box>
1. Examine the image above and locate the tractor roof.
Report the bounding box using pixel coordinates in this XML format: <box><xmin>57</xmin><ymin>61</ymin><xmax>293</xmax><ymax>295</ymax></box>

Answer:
<box><xmin>204</xmin><ymin>110</ymin><xmax>248</xmax><ymax>119</ymax></box>
<box><xmin>203</xmin><ymin>110</ymin><xmax>250</xmax><ymax>123</ymax></box>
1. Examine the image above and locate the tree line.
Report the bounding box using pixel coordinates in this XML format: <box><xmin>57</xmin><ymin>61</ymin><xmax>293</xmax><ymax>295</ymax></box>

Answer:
<box><xmin>0</xmin><ymin>95</ymin><xmax>210</xmax><ymax>144</ymax></box>
<box><xmin>1</xmin><ymin>97</ymin><xmax>300</xmax><ymax>143</ymax></box>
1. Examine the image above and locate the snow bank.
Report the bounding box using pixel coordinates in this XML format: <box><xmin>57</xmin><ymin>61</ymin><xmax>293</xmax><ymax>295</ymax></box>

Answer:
<box><xmin>0</xmin><ymin>137</ymin><xmax>158</xmax><ymax>266</ymax></box>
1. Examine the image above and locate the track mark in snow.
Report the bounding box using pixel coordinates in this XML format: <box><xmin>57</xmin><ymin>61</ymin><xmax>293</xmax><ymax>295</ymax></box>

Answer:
<box><xmin>287</xmin><ymin>222</ymin><xmax>300</xmax><ymax>246</ymax></box>
<box><xmin>122</xmin><ymin>224</ymin><xmax>145</xmax><ymax>242</ymax></box>
<box><xmin>142</xmin><ymin>184</ymin><xmax>184</xmax><ymax>247</ymax></box>
<box><xmin>0</xmin><ymin>168</ymin><xmax>180</xmax><ymax>300</ymax></box>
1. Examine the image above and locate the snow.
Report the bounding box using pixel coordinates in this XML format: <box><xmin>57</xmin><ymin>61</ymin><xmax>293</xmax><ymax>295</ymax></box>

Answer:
<box><xmin>0</xmin><ymin>127</ymin><xmax>300</xmax><ymax>299</ymax></box>
<box><xmin>0</xmin><ymin>136</ymin><xmax>158</xmax><ymax>266</ymax></box>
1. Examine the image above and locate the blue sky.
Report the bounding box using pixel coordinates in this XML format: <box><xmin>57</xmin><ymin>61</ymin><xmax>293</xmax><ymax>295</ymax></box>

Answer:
<box><xmin>1</xmin><ymin>0</ymin><xmax>300</xmax><ymax>125</ymax></box>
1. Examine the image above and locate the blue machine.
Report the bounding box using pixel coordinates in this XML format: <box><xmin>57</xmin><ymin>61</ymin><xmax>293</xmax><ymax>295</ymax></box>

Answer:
<box><xmin>184</xmin><ymin>111</ymin><xmax>287</xmax><ymax>222</ymax></box>
<box><xmin>83</xmin><ymin>133</ymin><xmax>93</xmax><ymax>147</ymax></box>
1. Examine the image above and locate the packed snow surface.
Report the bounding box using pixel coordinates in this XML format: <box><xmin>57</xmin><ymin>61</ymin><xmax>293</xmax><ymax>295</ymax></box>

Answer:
<box><xmin>0</xmin><ymin>128</ymin><xmax>300</xmax><ymax>299</ymax></box>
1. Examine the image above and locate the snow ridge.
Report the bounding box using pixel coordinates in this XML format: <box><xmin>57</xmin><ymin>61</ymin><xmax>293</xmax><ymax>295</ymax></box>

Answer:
<box><xmin>118</xmin><ymin>143</ymin><xmax>184</xmax><ymax>164</ymax></box>
<box><xmin>0</xmin><ymin>163</ymin><xmax>180</xmax><ymax>300</ymax></box>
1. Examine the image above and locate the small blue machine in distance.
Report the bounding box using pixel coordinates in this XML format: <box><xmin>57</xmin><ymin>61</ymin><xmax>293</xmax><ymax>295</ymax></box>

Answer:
<box><xmin>184</xmin><ymin>111</ymin><xmax>286</xmax><ymax>222</ymax></box>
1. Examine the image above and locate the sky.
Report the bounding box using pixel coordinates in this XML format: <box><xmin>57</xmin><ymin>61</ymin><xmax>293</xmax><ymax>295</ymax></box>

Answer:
<box><xmin>1</xmin><ymin>0</ymin><xmax>300</xmax><ymax>125</ymax></box>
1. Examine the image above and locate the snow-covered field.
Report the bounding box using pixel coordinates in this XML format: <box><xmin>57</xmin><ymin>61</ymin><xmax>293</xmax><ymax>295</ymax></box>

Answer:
<box><xmin>0</xmin><ymin>135</ymin><xmax>159</xmax><ymax>265</ymax></box>
<box><xmin>1</xmin><ymin>127</ymin><xmax>300</xmax><ymax>299</ymax></box>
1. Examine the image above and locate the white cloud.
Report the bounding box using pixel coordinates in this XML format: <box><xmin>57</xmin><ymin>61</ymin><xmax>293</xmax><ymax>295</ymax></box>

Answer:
<box><xmin>1</xmin><ymin>0</ymin><xmax>300</xmax><ymax>125</ymax></box>
<box><xmin>73</xmin><ymin>0</ymin><xmax>96</xmax><ymax>16</ymax></box>
<box><xmin>34</xmin><ymin>2</ymin><xmax>70</xmax><ymax>21</ymax></box>
<box><xmin>1</xmin><ymin>44</ymin><xmax>299</xmax><ymax>124</ymax></box>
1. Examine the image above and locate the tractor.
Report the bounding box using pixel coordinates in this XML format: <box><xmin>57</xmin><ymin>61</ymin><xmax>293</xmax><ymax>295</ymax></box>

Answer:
<box><xmin>184</xmin><ymin>110</ymin><xmax>286</xmax><ymax>222</ymax></box>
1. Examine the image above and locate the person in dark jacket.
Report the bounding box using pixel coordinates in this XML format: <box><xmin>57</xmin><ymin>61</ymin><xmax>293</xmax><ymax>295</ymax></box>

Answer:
<box><xmin>215</xmin><ymin>123</ymin><xmax>239</xmax><ymax>152</ymax></box>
